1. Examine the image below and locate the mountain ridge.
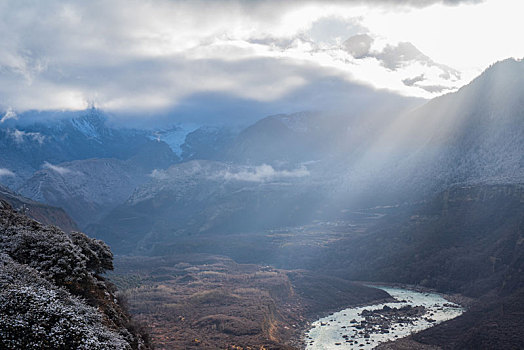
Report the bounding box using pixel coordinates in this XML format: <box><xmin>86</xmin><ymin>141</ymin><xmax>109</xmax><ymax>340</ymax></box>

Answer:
<box><xmin>0</xmin><ymin>184</ymin><xmax>78</xmax><ymax>233</ymax></box>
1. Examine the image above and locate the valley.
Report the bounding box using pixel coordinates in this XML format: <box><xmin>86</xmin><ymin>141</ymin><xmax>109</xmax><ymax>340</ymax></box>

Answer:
<box><xmin>102</xmin><ymin>182</ymin><xmax>524</xmax><ymax>349</ymax></box>
<box><xmin>108</xmin><ymin>254</ymin><xmax>390</xmax><ymax>349</ymax></box>
<box><xmin>104</xmin><ymin>211</ymin><xmax>396</xmax><ymax>349</ymax></box>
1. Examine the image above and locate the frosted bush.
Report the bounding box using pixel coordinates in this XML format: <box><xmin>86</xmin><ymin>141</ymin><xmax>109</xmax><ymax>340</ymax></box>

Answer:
<box><xmin>0</xmin><ymin>201</ymin><xmax>149</xmax><ymax>349</ymax></box>
<box><xmin>0</xmin><ymin>255</ymin><xmax>130</xmax><ymax>349</ymax></box>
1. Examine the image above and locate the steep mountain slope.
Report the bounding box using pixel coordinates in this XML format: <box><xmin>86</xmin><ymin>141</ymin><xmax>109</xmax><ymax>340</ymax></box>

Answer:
<box><xmin>218</xmin><ymin>59</ymin><xmax>524</xmax><ymax>207</ymax></box>
<box><xmin>228</xmin><ymin>111</ymin><xmax>333</xmax><ymax>164</ymax></box>
<box><xmin>0</xmin><ymin>199</ymin><xmax>151</xmax><ymax>349</ymax></box>
<box><xmin>0</xmin><ymin>185</ymin><xmax>78</xmax><ymax>233</ymax></box>
<box><xmin>180</xmin><ymin>126</ymin><xmax>237</xmax><ymax>161</ymax></box>
<box><xmin>323</xmin><ymin>184</ymin><xmax>524</xmax><ymax>293</ymax></box>
<box><xmin>373</xmin><ymin>58</ymin><xmax>524</xmax><ymax>196</ymax></box>
<box><xmin>227</xmin><ymin>106</ymin><xmax>415</xmax><ymax>166</ymax></box>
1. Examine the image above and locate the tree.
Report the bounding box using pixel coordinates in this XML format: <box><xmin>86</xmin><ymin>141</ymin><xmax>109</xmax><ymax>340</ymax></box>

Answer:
<box><xmin>71</xmin><ymin>231</ymin><xmax>114</xmax><ymax>275</ymax></box>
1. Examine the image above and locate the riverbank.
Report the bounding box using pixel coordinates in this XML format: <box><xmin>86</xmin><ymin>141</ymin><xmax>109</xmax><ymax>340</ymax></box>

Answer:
<box><xmin>302</xmin><ymin>285</ymin><xmax>465</xmax><ymax>349</ymax></box>
<box><xmin>290</xmin><ymin>288</ymin><xmax>395</xmax><ymax>349</ymax></box>
<box><xmin>363</xmin><ymin>282</ymin><xmax>476</xmax><ymax>308</ymax></box>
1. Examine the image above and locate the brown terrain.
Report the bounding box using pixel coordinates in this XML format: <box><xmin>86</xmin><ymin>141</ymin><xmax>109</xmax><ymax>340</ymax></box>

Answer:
<box><xmin>109</xmin><ymin>254</ymin><xmax>391</xmax><ymax>349</ymax></box>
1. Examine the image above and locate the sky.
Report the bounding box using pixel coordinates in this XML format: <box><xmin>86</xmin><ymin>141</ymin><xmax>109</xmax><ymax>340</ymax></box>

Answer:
<box><xmin>0</xmin><ymin>0</ymin><xmax>523</xmax><ymax>120</ymax></box>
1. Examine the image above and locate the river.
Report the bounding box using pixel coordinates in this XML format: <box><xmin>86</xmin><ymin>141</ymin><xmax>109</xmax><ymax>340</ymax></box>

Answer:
<box><xmin>304</xmin><ymin>286</ymin><xmax>464</xmax><ymax>349</ymax></box>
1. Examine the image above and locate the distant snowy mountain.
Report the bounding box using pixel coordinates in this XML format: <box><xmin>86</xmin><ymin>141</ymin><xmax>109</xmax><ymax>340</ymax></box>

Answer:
<box><xmin>0</xmin><ymin>108</ymin><xmax>179</xmax><ymax>188</ymax></box>
<box><xmin>0</xmin><ymin>108</ymin><xmax>180</xmax><ymax>225</ymax></box>
<box><xmin>341</xmin><ymin>34</ymin><xmax>462</xmax><ymax>95</ymax></box>
<box><xmin>4</xmin><ymin>59</ymin><xmax>524</xmax><ymax>250</ymax></box>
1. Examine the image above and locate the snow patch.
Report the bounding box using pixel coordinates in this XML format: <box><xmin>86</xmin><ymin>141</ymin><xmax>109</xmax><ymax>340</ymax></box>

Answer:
<box><xmin>149</xmin><ymin>169</ymin><xmax>170</xmax><ymax>181</ymax></box>
<box><xmin>150</xmin><ymin>124</ymin><xmax>200</xmax><ymax>157</ymax></box>
<box><xmin>71</xmin><ymin>117</ymin><xmax>100</xmax><ymax>139</ymax></box>
<box><xmin>1</xmin><ymin>108</ymin><xmax>18</xmax><ymax>123</ymax></box>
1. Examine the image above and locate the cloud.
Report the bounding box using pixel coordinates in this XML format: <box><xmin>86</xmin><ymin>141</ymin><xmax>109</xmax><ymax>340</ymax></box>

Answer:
<box><xmin>149</xmin><ymin>169</ymin><xmax>170</xmax><ymax>180</ymax></box>
<box><xmin>0</xmin><ymin>108</ymin><xmax>18</xmax><ymax>123</ymax></box>
<box><xmin>402</xmin><ymin>74</ymin><xmax>426</xmax><ymax>86</ymax></box>
<box><xmin>417</xmin><ymin>84</ymin><xmax>452</xmax><ymax>93</ymax></box>
<box><xmin>357</xmin><ymin>0</ymin><xmax>484</xmax><ymax>6</ymax></box>
<box><xmin>149</xmin><ymin>163</ymin><xmax>309</xmax><ymax>183</ymax></box>
<box><xmin>42</xmin><ymin>162</ymin><xmax>72</xmax><ymax>175</ymax></box>
<box><xmin>343</xmin><ymin>34</ymin><xmax>374</xmax><ymax>59</ymax></box>
<box><xmin>0</xmin><ymin>0</ymin><xmax>493</xmax><ymax>114</ymax></box>
<box><xmin>218</xmin><ymin>164</ymin><xmax>310</xmax><ymax>182</ymax></box>
<box><xmin>10</xmin><ymin>129</ymin><xmax>45</xmax><ymax>144</ymax></box>
<box><xmin>0</xmin><ymin>168</ymin><xmax>15</xmax><ymax>177</ymax></box>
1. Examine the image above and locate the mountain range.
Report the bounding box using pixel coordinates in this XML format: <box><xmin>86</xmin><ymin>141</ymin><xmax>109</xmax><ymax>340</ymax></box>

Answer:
<box><xmin>1</xmin><ymin>57</ymin><xmax>523</xmax><ymax>349</ymax></box>
<box><xmin>89</xmin><ymin>58</ymin><xmax>524</xmax><ymax>254</ymax></box>
<box><xmin>1</xmin><ymin>58</ymin><xmax>523</xmax><ymax>241</ymax></box>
